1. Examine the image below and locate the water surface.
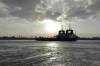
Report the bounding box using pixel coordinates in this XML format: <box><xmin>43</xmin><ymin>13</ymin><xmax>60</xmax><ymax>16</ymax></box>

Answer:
<box><xmin>0</xmin><ymin>40</ymin><xmax>100</xmax><ymax>66</ymax></box>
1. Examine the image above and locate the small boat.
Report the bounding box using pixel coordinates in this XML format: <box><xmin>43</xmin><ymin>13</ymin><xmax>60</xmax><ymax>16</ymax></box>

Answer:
<box><xmin>35</xmin><ymin>24</ymin><xmax>78</xmax><ymax>41</ymax></box>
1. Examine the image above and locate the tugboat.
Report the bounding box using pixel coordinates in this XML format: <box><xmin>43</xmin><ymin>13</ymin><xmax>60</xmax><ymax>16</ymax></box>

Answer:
<box><xmin>35</xmin><ymin>24</ymin><xmax>78</xmax><ymax>41</ymax></box>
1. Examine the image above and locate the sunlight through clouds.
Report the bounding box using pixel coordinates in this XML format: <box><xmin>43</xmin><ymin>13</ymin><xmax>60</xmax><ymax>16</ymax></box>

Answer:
<box><xmin>1</xmin><ymin>0</ymin><xmax>100</xmax><ymax>37</ymax></box>
<box><xmin>42</xmin><ymin>19</ymin><xmax>61</xmax><ymax>33</ymax></box>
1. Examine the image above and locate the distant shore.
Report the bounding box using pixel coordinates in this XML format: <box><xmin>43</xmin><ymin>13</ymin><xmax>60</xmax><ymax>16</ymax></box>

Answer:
<box><xmin>0</xmin><ymin>36</ymin><xmax>100</xmax><ymax>40</ymax></box>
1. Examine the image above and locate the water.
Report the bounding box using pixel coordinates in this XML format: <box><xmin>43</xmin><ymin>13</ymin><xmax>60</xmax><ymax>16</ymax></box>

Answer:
<box><xmin>0</xmin><ymin>40</ymin><xmax>100</xmax><ymax>66</ymax></box>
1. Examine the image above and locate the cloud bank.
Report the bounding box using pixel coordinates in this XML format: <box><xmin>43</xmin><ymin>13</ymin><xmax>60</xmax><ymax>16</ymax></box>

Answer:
<box><xmin>0</xmin><ymin>0</ymin><xmax>100</xmax><ymax>22</ymax></box>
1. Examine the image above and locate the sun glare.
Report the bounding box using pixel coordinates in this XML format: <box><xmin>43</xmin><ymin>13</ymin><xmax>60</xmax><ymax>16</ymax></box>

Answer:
<box><xmin>46</xmin><ymin>42</ymin><xmax>58</xmax><ymax>47</ymax></box>
<box><xmin>43</xmin><ymin>19</ymin><xmax>61</xmax><ymax>33</ymax></box>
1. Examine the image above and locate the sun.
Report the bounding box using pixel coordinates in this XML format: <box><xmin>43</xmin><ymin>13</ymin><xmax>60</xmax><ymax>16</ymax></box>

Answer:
<box><xmin>43</xmin><ymin>19</ymin><xmax>61</xmax><ymax>33</ymax></box>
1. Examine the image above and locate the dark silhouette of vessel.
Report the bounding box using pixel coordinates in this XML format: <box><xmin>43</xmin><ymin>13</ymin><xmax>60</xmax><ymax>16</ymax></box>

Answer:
<box><xmin>35</xmin><ymin>24</ymin><xmax>78</xmax><ymax>41</ymax></box>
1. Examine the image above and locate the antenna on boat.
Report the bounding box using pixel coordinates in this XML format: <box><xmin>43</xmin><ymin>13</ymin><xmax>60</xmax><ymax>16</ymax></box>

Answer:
<box><xmin>69</xmin><ymin>23</ymin><xmax>71</xmax><ymax>30</ymax></box>
<box><xmin>61</xmin><ymin>25</ymin><xmax>63</xmax><ymax>30</ymax></box>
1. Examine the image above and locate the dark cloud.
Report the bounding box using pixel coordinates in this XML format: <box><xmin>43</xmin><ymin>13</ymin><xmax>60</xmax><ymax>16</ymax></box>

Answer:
<box><xmin>66</xmin><ymin>6</ymin><xmax>94</xmax><ymax>19</ymax></box>
<box><xmin>0</xmin><ymin>0</ymin><xmax>100</xmax><ymax>22</ymax></box>
<box><xmin>2</xmin><ymin>0</ymin><xmax>40</xmax><ymax>10</ymax></box>
<box><xmin>0</xmin><ymin>0</ymin><xmax>61</xmax><ymax>21</ymax></box>
<box><xmin>63</xmin><ymin>0</ymin><xmax>100</xmax><ymax>21</ymax></box>
<box><xmin>10</xmin><ymin>11</ymin><xmax>38</xmax><ymax>20</ymax></box>
<box><xmin>1</xmin><ymin>0</ymin><xmax>41</xmax><ymax>21</ymax></box>
<box><xmin>88</xmin><ymin>0</ymin><xmax>100</xmax><ymax>11</ymax></box>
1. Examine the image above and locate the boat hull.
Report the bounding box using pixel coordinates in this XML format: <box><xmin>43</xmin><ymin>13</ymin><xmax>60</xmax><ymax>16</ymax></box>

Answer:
<box><xmin>35</xmin><ymin>38</ymin><xmax>77</xmax><ymax>41</ymax></box>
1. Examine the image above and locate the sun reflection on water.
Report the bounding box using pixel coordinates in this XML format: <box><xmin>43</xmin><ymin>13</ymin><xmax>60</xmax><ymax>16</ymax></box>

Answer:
<box><xmin>46</xmin><ymin>42</ymin><xmax>59</xmax><ymax>47</ymax></box>
<box><xmin>46</xmin><ymin>42</ymin><xmax>59</xmax><ymax>51</ymax></box>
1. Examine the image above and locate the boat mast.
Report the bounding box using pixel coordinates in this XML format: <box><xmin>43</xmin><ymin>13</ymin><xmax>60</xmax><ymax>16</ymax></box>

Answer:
<box><xmin>69</xmin><ymin>23</ymin><xmax>71</xmax><ymax>30</ymax></box>
<box><xmin>61</xmin><ymin>25</ymin><xmax>63</xmax><ymax>30</ymax></box>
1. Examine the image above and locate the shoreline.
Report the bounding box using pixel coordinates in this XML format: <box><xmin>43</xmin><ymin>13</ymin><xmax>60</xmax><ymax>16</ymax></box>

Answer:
<box><xmin>0</xmin><ymin>39</ymin><xmax>100</xmax><ymax>40</ymax></box>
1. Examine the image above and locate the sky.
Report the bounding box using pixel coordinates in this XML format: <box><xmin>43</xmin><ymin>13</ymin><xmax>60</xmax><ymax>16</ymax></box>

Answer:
<box><xmin>0</xmin><ymin>0</ymin><xmax>100</xmax><ymax>37</ymax></box>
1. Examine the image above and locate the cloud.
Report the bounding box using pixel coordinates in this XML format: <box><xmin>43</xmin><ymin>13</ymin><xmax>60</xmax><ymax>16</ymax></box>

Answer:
<box><xmin>60</xmin><ymin>0</ymin><xmax>100</xmax><ymax>22</ymax></box>
<box><xmin>0</xmin><ymin>2</ymin><xmax>10</xmax><ymax>17</ymax></box>
<box><xmin>87</xmin><ymin>0</ymin><xmax>100</xmax><ymax>12</ymax></box>
<box><xmin>66</xmin><ymin>6</ymin><xmax>93</xmax><ymax>19</ymax></box>
<box><xmin>0</xmin><ymin>0</ymin><xmax>62</xmax><ymax>21</ymax></box>
<box><xmin>1</xmin><ymin>0</ymin><xmax>41</xmax><ymax>21</ymax></box>
<box><xmin>2</xmin><ymin>0</ymin><xmax>40</xmax><ymax>10</ymax></box>
<box><xmin>0</xmin><ymin>0</ymin><xmax>100</xmax><ymax>22</ymax></box>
